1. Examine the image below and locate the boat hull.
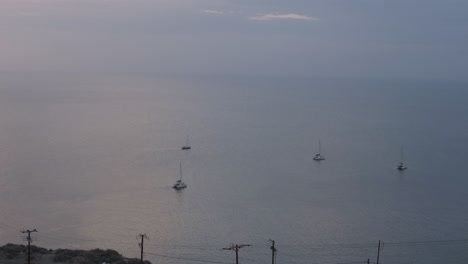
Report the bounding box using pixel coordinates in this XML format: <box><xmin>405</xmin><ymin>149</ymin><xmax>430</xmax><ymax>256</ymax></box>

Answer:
<box><xmin>313</xmin><ymin>154</ymin><xmax>325</xmax><ymax>161</ymax></box>
<box><xmin>173</xmin><ymin>184</ymin><xmax>187</xmax><ymax>190</ymax></box>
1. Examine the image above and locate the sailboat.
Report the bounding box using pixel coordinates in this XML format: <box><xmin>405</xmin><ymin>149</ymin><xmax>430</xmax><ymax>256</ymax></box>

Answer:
<box><xmin>181</xmin><ymin>135</ymin><xmax>191</xmax><ymax>150</ymax></box>
<box><xmin>313</xmin><ymin>139</ymin><xmax>325</xmax><ymax>161</ymax></box>
<box><xmin>173</xmin><ymin>162</ymin><xmax>187</xmax><ymax>190</ymax></box>
<box><xmin>397</xmin><ymin>145</ymin><xmax>407</xmax><ymax>170</ymax></box>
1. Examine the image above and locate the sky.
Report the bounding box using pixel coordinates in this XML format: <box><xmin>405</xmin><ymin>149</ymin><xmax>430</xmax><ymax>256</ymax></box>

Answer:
<box><xmin>1</xmin><ymin>0</ymin><xmax>468</xmax><ymax>80</ymax></box>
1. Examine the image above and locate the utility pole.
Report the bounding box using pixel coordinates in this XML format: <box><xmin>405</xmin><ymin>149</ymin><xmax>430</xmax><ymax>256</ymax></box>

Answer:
<box><xmin>21</xmin><ymin>229</ymin><xmax>38</xmax><ymax>264</ymax></box>
<box><xmin>269</xmin><ymin>239</ymin><xmax>277</xmax><ymax>264</ymax></box>
<box><xmin>137</xmin><ymin>234</ymin><xmax>148</xmax><ymax>264</ymax></box>
<box><xmin>376</xmin><ymin>240</ymin><xmax>382</xmax><ymax>264</ymax></box>
<box><xmin>223</xmin><ymin>244</ymin><xmax>251</xmax><ymax>264</ymax></box>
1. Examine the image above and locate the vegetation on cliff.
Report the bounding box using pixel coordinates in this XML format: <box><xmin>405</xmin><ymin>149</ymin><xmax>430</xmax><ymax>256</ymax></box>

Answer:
<box><xmin>0</xmin><ymin>244</ymin><xmax>151</xmax><ymax>264</ymax></box>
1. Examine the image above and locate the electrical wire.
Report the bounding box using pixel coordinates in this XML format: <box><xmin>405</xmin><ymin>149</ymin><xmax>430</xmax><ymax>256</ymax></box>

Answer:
<box><xmin>144</xmin><ymin>251</ymin><xmax>233</xmax><ymax>264</ymax></box>
<box><xmin>0</xmin><ymin>221</ymin><xmax>21</xmax><ymax>231</ymax></box>
<box><xmin>385</xmin><ymin>238</ymin><xmax>468</xmax><ymax>247</ymax></box>
<box><xmin>8</xmin><ymin>232</ymin><xmax>468</xmax><ymax>264</ymax></box>
<box><xmin>34</xmin><ymin>234</ymin><xmax>468</xmax><ymax>251</ymax></box>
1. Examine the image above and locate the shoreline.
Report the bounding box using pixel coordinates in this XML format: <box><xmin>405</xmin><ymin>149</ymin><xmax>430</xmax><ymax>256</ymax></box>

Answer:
<box><xmin>0</xmin><ymin>244</ymin><xmax>151</xmax><ymax>264</ymax></box>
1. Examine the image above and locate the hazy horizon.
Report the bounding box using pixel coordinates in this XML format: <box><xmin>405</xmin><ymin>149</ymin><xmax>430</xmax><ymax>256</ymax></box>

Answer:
<box><xmin>1</xmin><ymin>0</ymin><xmax>468</xmax><ymax>81</ymax></box>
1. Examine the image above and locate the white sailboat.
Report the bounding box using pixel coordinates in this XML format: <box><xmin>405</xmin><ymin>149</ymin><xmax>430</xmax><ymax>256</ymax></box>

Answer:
<box><xmin>397</xmin><ymin>145</ymin><xmax>407</xmax><ymax>170</ymax></box>
<box><xmin>173</xmin><ymin>162</ymin><xmax>187</xmax><ymax>190</ymax></box>
<box><xmin>313</xmin><ymin>139</ymin><xmax>325</xmax><ymax>161</ymax></box>
<box><xmin>181</xmin><ymin>135</ymin><xmax>191</xmax><ymax>150</ymax></box>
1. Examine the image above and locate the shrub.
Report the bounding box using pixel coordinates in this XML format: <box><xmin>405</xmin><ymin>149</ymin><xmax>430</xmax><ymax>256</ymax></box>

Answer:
<box><xmin>83</xmin><ymin>249</ymin><xmax>122</xmax><ymax>263</ymax></box>
<box><xmin>53</xmin><ymin>249</ymin><xmax>86</xmax><ymax>262</ymax></box>
<box><xmin>0</xmin><ymin>244</ymin><xmax>26</xmax><ymax>259</ymax></box>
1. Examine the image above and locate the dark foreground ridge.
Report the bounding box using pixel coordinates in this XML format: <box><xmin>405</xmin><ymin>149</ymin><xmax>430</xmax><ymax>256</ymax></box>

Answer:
<box><xmin>0</xmin><ymin>244</ymin><xmax>151</xmax><ymax>264</ymax></box>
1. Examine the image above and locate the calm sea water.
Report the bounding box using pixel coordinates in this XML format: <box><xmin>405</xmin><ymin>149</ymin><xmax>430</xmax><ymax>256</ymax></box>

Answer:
<box><xmin>0</xmin><ymin>74</ymin><xmax>467</xmax><ymax>264</ymax></box>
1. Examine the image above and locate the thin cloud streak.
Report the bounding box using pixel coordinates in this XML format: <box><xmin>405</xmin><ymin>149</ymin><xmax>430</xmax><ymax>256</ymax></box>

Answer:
<box><xmin>201</xmin><ymin>9</ymin><xmax>224</xmax><ymax>15</ymax></box>
<box><xmin>250</xmin><ymin>13</ymin><xmax>318</xmax><ymax>21</ymax></box>
<box><xmin>0</xmin><ymin>11</ymin><xmax>42</xmax><ymax>17</ymax></box>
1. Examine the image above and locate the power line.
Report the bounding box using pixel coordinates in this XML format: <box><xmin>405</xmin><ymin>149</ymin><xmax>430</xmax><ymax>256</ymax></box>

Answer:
<box><xmin>376</xmin><ymin>240</ymin><xmax>382</xmax><ymax>264</ymax></box>
<box><xmin>40</xmin><ymin>234</ymin><xmax>103</xmax><ymax>244</ymax></box>
<box><xmin>18</xmin><ymin>232</ymin><xmax>468</xmax><ymax>264</ymax></box>
<box><xmin>385</xmin><ymin>238</ymin><xmax>468</xmax><ymax>247</ymax></box>
<box><xmin>2</xmin><ymin>232</ymin><xmax>467</xmax><ymax>264</ymax></box>
<box><xmin>144</xmin><ymin>251</ymin><xmax>232</xmax><ymax>264</ymax></box>
<box><xmin>39</xmin><ymin>233</ymin><xmax>217</xmax><ymax>248</ymax></box>
<box><xmin>35</xmin><ymin>232</ymin><xmax>468</xmax><ymax>250</ymax></box>
<box><xmin>280</xmin><ymin>238</ymin><xmax>468</xmax><ymax>249</ymax></box>
<box><xmin>20</xmin><ymin>229</ymin><xmax>38</xmax><ymax>264</ymax></box>
<box><xmin>222</xmin><ymin>244</ymin><xmax>251</xmax><ymax>264</ymax></box>
<box><xmin>280</xmin><ymin>243</ymin><xmax>377</xmax><ymax>250</ymax></box>
<box><xmin>137</xmin><ymin>234</ymin><xmax>149</xmax><ymax>264</ymax></box>
<box><xmin>270</xmin><ymin>239</ymin><xmax>277</xmax><ymax>264</ymax></box>
<box><xmin>0</xmin><ymin>221</ymin><xmax>20</xmax><ymax>231</ymax></box>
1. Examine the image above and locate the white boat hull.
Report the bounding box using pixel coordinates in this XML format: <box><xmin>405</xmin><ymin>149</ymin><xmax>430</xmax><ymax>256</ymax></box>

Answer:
<box><xmin>313</xmin><ymin>154</ymin><xmax>325</xmax><ymax>161</ymax></box>
<box><xmin>173</xmin><ymin>183</ymin><xmax>187</xmax><ymax>190</ymax></box>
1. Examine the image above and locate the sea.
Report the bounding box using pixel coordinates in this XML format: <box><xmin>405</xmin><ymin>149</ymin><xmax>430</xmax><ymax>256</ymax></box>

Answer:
<box><xmin>0</xmin><ymin>73</ymin><xmax>467</xmax><ymax>264</ymax></box>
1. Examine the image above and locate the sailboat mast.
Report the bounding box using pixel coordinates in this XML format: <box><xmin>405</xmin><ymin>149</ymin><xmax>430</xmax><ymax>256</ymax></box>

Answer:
<box><xmin>318</xmin><ymin>139</ymin><xmax>322</xmax><ymax>154</ymax></box>
<box><xmin>401</xmin><ymin>145</ymin><xmax>404</xmax><ymax>163</ymax></box>
<box><xmin>179</xmin><ymin>162</ymin><xmax>183</xmax><ymax>181</ymax></box>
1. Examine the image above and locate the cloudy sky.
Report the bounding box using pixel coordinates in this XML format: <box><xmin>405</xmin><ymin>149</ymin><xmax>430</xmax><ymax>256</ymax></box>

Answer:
<box><xmin>1</xmin><ymin>0</ymin><xmax>467</xmax><ymax>80</ymax></box>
